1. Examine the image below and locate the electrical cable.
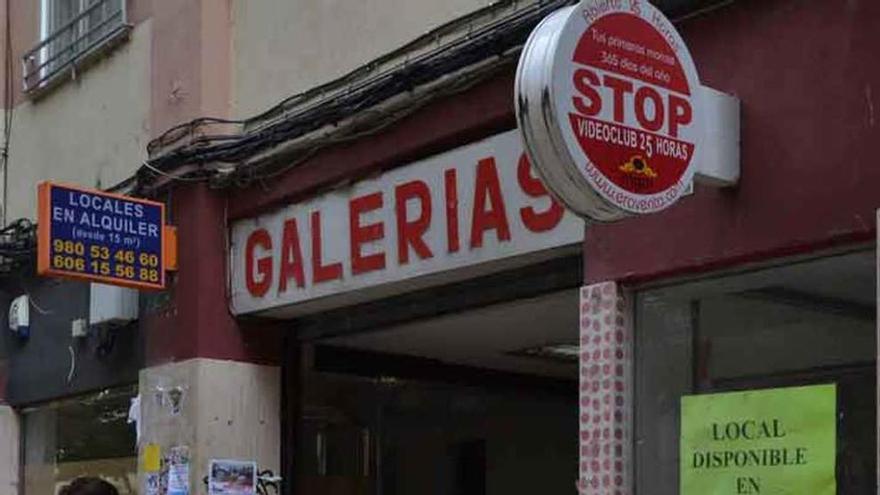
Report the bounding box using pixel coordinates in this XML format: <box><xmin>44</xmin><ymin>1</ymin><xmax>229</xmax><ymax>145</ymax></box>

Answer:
<box><xmin>136</xmin><ymin>0</ymin><xmax>574</xmax><ymax>192</ymax></box>
<box><xmin>243</xmin><ymin>0</ymin><xmax>538</xmax><ymax>126</ymax></box>
<box><xmin>233</xmin><ymin>57</ymin><xmax>513</xmax><ymax>187</ymax></box>
<box><xmin>67</xmin><ymin>345</ymin><xmax>76</xmax><ymax>383</ymax></box>
<box><xmin>146</xmin><ymin>0</ymin><xmax>727</xmax><ymax>184</ymax></box>
<box><xmin>0</xmin><ymin>218</ymin><xmax>37</xmax><ymax>273</ymax></box>
<box><xmin>2</xmin><ymin>0</ymin><xmax>14</xmax><ymax>227</ymax></box>
<box><xmin>140</xmin><ymin>161</ymin><xmax>207</xmax><ymax>182</ymax></box>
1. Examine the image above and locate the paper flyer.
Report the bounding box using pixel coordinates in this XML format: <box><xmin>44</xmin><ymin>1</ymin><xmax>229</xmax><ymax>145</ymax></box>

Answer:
<box><xmin>167</xmin><ymin>446</ymin><xmax>191</xmax><ymax>495</ymax></box>
<box><xmin>681</xmin><ymin>384</ymin><xmax>837</xmax><ymax>494</ymax></box>
<box><xmin>144</xmin><ymin>473</ymin><xmax>161</xmax><ymax>495</ymax></box>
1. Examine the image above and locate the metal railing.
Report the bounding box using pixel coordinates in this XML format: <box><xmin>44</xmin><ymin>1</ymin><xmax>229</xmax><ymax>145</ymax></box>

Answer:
<box><xmin>22</xmin><ymin>0</ymin><xmax>130</xmax><ymax>93</ymax></box>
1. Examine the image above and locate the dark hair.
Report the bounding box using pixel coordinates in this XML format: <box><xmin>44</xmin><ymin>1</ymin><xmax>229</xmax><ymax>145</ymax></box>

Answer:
<box><xmin>59</xmin><ymin>477</ymin><xmax>119</xmax><ymax>495</ymax></box>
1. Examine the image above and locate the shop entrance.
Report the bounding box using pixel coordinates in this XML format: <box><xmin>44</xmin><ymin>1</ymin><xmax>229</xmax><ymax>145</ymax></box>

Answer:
<box><xmin>290</xmin><ymin>289</ymin><xmax>581</xmax><ymax>495</ymax></box>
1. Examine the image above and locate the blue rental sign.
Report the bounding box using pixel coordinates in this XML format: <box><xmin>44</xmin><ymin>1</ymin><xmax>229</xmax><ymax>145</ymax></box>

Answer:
<box><xmin>37</xmin><ymin>182</ymin><xmax>167</xmax><ymax>290</ymax></box>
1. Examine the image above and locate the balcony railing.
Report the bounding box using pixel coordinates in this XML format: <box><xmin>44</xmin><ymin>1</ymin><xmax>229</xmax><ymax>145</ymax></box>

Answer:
<box><xmin>22</xmin><ymin>0</ymin><xmax>131</xmax><ymax>94</ymax></box>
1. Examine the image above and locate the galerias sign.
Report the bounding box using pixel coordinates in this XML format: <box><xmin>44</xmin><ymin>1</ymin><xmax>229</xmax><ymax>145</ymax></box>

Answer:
<box><xmin>230</xmin><ymin>130</ymin><xmax>583</xmax><ymax>316</ymax></box>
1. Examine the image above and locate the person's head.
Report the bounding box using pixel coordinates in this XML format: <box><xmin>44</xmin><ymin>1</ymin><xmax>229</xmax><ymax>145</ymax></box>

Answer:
<box><xmin>59</xmin><ymin>477</ymin><xmax>119</xmax><ymax>495</ymax></box>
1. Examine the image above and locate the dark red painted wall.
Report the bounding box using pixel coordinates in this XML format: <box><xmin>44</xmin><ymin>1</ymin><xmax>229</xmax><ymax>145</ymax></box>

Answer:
<box><xmin>144</xmin><ymin>184</ymin><xmax>282</xmax><ymax>365</ymax></box>
<box><xmin>585</xmin><ymin>0</ymin><xmax>880</xmax><ymax>283</ymax></box>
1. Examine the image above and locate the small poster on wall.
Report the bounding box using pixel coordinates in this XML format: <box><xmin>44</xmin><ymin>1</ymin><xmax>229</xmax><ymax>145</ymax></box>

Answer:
<box><xmin>680</xmin><ymin>384</ymin><xmax>837</xmax><ymax>494</ymax></box>
<box><xmin>144</xmin><ymin>473</ymin><xmax>160</xmax><ymax>495</ymax></box>
<box><xmin>208</xmin><ymin>459</ymin><xmax>257</xmax><ymax>495</ymax></box>
<box><xmin>167</xmin><ymin>446</ymin><xmax>191</xmax><ymax>495</ymax></box>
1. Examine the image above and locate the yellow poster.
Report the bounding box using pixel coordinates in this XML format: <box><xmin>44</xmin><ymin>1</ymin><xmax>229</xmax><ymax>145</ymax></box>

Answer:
<box><xmin>143</xmin><ymin>443</ymin><xmax>161</xmax><ymax>473</ymax></box>
<box><xmin>680</xmin><ymin>384</ymin><xmax>836</xmax><ymax>494</ymax></box>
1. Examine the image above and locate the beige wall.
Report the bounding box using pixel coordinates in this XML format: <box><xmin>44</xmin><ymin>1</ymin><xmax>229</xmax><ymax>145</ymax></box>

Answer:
<box><xmin>231</xmin><ymin>0</ymin><xmax>497</xmax><ymax>118</ymax></box>
<box><xmin>0</xmin><ymin>405</ymin><xmax>19</xmax><ymax>495</ymax></box>
<box><xmin>4</xmin><ymin>20</ymin><xmax>151</xmax><ymax>221</ymax></box>
<box><xmin>139</xmin><ymin>358</ymin><xmax>281</xmax><ymax>493</ymax></box>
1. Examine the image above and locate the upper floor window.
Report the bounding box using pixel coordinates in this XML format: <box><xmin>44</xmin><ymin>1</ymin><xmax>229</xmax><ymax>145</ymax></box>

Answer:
<box><xmin>22</xmin><ymin>0</ymin><xmax>130</xmax><ymax>94</ymax></box>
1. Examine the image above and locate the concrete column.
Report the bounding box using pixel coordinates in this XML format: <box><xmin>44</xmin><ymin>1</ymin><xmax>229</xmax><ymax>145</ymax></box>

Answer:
<box><xmin>578</xmin><ymin>282</ymin><xmax>633</xmax><ymax>495</ymax></box>
<box><xmin>137</xmin><ymin>358</ymin><xmax>280</xmax><ymax>494</ymax></box>
<box><xmin>0</xmin><ymin>405</ymin><xmax>20</xmax><ymax>495</ymax></box>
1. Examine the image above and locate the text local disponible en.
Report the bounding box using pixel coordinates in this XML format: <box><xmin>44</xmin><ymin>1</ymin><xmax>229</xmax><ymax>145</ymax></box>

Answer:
<box><xmin>52</xmin><ymin>191</ymin><xmax>160</xmax><ymax>238</ymax></box>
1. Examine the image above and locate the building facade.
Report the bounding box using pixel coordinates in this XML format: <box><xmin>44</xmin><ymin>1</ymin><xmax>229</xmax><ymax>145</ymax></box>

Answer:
<box><xmin>0</xmin><ymin>0</ymin><xmax>878</xmax><ymax>494</ymax></box>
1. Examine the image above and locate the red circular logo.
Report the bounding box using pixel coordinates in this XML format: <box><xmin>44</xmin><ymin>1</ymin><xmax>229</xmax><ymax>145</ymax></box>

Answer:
<box><xmin>569</xmin><ymin>13</ymin><xmax>695</xmax><ymax>197</ymax></box>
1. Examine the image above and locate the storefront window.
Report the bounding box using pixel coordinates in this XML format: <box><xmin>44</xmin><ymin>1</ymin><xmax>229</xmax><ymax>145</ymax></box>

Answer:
<box><xmin>635</xmin><ymin>250</ymin><xmax>876</xmax><ymax>494</ymax></box>
<box><xmin>22</xmin><ymin>385</ymin><xmax>138</xmax><ymax>494</ymax></box>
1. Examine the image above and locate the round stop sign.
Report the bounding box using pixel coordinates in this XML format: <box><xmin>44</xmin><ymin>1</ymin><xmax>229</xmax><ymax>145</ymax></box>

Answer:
<box><xmin>516</xmin><ymin>0</ymin><xmax>702</xmax><ymax>221</ymax></box>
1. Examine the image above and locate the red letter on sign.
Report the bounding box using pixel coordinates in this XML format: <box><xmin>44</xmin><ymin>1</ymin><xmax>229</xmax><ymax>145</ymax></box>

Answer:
<box><xmin>245</xmin><ymin>228</ymin><xmax>272</xmax><ymax>297</ymax></box>
<box><xmin>278</xmin><ymin>218</ymin><xmax>305</xmax><ymax>292</ymax></box>
<box><xmin>311</xmin><ymin>211</ymin><xmax>342</xmax><ymax>283</ymax></box>
<box><xmin>395</xmin><ymin>180</ymin><xmax>433</xmax><ymax>265</ymax></box>
<box><xmin>517</xmin><ymin>154</ymin><xmax>563</xmax><ymax>232</ymax></box>
<box><xmin>350</xmin><ymin>192</ymin><xmax>386</xmax><ymax>275</ymax></box>
<box><xmin>635</xmin><ymin>86</ymin><xmax>664</xmax><ymax>133</ymax></box>
<box><xmin>668</xmin><ymin>94</ymin><xmax>692</xmax><ymax>138</ymax></box>
<box><xmin>445</xmin><ymin>168</ymin><xmax>460</xmax><ymax>254</ymax></box>
<box><xmin>470</xmin><ymin>157</ymin><xmax>511</xmax><ymax>248</ymax></box>
<box><xmin>603</xmin><ymin>75</ymin><xmax>634</xmax><ymax>124</ymax></box>
<box><xmin>572</xmin><ymin>68</ymin><xmax>601</xmax><ymax>116</ymax></box>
